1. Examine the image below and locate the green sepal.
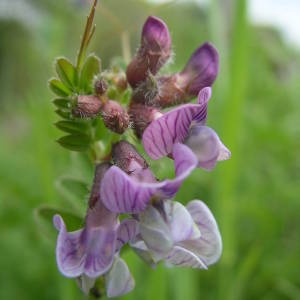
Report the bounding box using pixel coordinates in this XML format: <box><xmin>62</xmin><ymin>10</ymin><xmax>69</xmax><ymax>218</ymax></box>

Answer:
<box><xmin>49</xmin><ymin>78</ymin><xmax>72</xmax><ymax>97</ymax></box>
<box><xmin>79</xmin><ymin>54</ymin><xmax>101</xmax><ymax>92</ymax></box>
<box><xmin>34</xmin><ymin>205</ymin><xmax>83</xmax><ymax>232</ymax></box>
<box><xmin>57</xmin><ymin>134</ymin><xmax>91</xmax><ymax>152</ymax></box>
<box><xmin>53</xmin><ymin>98</ymin><xmax>71</xmax><ymax>110</ymax></box>
<box><xmin>55</xmin><ymin>109</ymin><xmax>71</xmax><ymax>119</ymax></box>
<box><xmin>55</xmin><ymin>57</ymin><xmax>78</xmax><ymax>90</ymax></box>
<box><xmin>55</xmin><ymin>120</ymin><xmax>90</xmax><ymax>135</ymax></box>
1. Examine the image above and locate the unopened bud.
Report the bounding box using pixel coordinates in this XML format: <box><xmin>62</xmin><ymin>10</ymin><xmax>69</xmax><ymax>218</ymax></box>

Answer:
<box><xmin>102</xmin><ymin>100</ymin><xmax>129</xmax><ymax>134</ymax></box>
<box><xmin>72</xmin><ymin>95</ymin><xmax>102</xmax><ymax>118</ymax></box>
<box><xmin>94</xmin><ymin>79</ymin><xmax>108</xmax><ymax>95</ymax></box>
<box><xmin>126</xmin><ymin>16</ymin><xmax>171</xmax><ymax>88</ymax></box>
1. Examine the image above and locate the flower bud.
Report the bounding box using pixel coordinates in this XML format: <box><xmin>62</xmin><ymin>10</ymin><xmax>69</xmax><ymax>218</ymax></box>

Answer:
<box><xmin>94</xmin><ymin>79</ymin><xmax>108</xmax><ymax>95</ymax></box>
<box><xmin>129</xmin><ymin>103</ymin><xmax>162</xmax><ymax>138</ymax></box>
<box><xmin>101</xmin><ymin>100</ymin><xmax>129</xmax><ymax>134</ymax></box>
<box><xmin>178</xmin><ymin>42</ymin><xmax>219</xmax><ymax>96</ymax></box>
<box><xmin>126</xmin><ymin>16</ymin><xmax>171</xmax><ymax>88</ymax></box>
<box><xmin>72</xmin><ymin>95</ymin><xmax>102</xmax><ymax>118</ymax></box>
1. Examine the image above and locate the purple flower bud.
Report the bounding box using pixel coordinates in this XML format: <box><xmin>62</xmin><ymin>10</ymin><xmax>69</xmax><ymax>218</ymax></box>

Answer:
<box><xmin>126</xmin><ymin>16</ymin><xmax>171</xmax><ymax>88</ymax></box>
<box><xmin>142</xmin><ymin>16</ymin><xmax>171</xmax><ymax>52</ymax></box>
<box><xmin>145</xmin><ymin>43</ymin><xmax>218</xmax><ymax>108</ymax></box>
<box><xmin>72</xmin><ymin>95</ymin><xmax>102</xmax><ymax>118</ymax></box>
<box><xmin>179</xmin><ymin>42</ymin><xmax>219</xmax><ymax>96</ymax></box>
<box><xmin>101</xmin><ymin>100</ymin><xmax>129</xmax><ymax>134</ymax></box>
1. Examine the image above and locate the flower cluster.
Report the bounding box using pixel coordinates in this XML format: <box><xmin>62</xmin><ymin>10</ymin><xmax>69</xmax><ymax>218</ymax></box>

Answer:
<box><xmin>50</xmin><ymin>7</ymin><xmax>230</xmax><ymax>298</ymax></box>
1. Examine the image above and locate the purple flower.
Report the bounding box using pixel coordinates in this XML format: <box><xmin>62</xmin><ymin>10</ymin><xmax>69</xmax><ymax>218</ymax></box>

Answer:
<box><xmin>126</xmin><ymin>16</ymin><xmax>172</xmax><ymax>88</ymax></box>
<box><xmin>142</xmin><ymin>87</ymin><xmax>230</xmax><ymax>170</ymax></box>
<box><xmin>131</xmin><ymin>42</ymin><xmax>219</xmax><ymax>108</ymax></box>
<box><xmin>178</xmin><ymin>42</ymin><xmax>219</xmax><ymax>97</ymax></box>
<box><xmin>100</xmin><ymin>142</ymin><xmax>197</xmax><ymax>214</ymax></box>
<box><xmin>53</xmin><ymin>163</ymin><xmax>137</xmax><ymax>297</ymax></box>
<box><xmin>131</xmin><ymin>200</ymin><xmax>222</xmax><ymax>268</ymax></box>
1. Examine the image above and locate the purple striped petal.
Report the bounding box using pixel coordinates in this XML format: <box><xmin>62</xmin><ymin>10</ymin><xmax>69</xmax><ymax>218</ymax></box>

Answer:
<box><xmin>116</xmin><ymin>219</ymin><xmax>139</xmax><ymax>252</ymax></box>
<box><xmin>105</xmin><ymin>256</ymin><xmax>135</xmax><ymax>298</ymax></box>
<box><xmin>100</xmin><ymin>165</ymin><xmax>156</xmax><ymax>213</ymax></box>
<box><xmin>143</xmin><ymin>87</ymin><xmax>211</xmax><ymax>159</ymax></box>
<box><xmin>100</xmin><ymin>143</ymin><xmax>197</xmax><ymax>213</ymax></box>
<box><xmin>166</xmin><ymin>246</ymin><xmax>207</xmax><ymax>269</ymax></box>
<box><xmin>184</xmin><ymin>125</ymin><xmax>231</xmax><ymax>171</ymax></box>
<box><xmin>184</xmin><ymin>200</ymin><xmax>222</xmax><ymax>265</ymax></box>
<box><xmin>54</xmin><ymin>214</ymin><xmax>116</xmax><ymax>278</ymax></box>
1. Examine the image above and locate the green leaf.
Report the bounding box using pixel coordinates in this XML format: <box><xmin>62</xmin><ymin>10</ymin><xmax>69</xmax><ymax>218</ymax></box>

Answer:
<box><xmin>55</xmin><ymin>57</ymin><xmax>78</xmax><ymax>90</ymax></box>
<box><xmin>48</xmin><ymin>78</ymin><xmax>72</xmax><ymax>97</ymax></box>
<box><xmin>34</xmin><ymin>205</ymin><xmax>83</xmax><ymax>231</ymax></box>
<box><xmin>55</xmin><ymin>109</ymin><xmax>71</xmax><ymax>119</ymax></box>
<box><xmin>56</xmin><ymin>177</ymin><xmax>90</xmax><ymax>207</ymax></box>
<box><xmin>57</xmin><ymin>134</ymin><xmax>91</xmax><ymax>152</ymax></box>
<box><xmin>80</xmin><ymin>54</ymin><xmax>101</xmax><ymax>92</ymax></box>
<box><xmin>53</xmin><ymin>98</ymin><xmax>70</xmax><ymax>109</ymax></box>
<box><xmin>55</xmin><ymin>120</ymin><xmax>89</xmax><ymax>135</ymax></box>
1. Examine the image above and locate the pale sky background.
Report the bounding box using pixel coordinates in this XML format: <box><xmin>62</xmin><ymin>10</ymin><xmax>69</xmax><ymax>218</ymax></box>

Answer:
<box><xmin>147</xmin><ymin>0</ymin><xmax>300</xmax><ymax>48</ymax></box>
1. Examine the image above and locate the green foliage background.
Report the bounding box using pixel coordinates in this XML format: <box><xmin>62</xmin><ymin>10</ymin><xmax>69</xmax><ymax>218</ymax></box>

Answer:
<box><xmin>0</xmin><ymin>0</ymin><xmax>299</xmax><ymax>299</ymax></box>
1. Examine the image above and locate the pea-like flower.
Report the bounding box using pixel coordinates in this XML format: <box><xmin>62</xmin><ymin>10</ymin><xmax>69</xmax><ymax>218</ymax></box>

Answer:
<box><xmin>130</xmin><ymin>42</ymin><xmax>219</xmax><ymax>108</ymax></box>
<box><xmin>53</xmin><ymin>163</ymin><xmax>137</xmax><ymax>298</ymax></box>
<box><xmin>151</xmin><ymin>42</ymin><xmax>219</xmax><ymax>108</ymax></box>
<box><xmin>131</xmin><ymin>199</ymin><xmax>222</xmax><ymax>268</ymax></box>
<box><xmin>99</xmin><ymin>141</ymin><xmax>222</xmax><ymax>269</ymax></box>
<box><xmin>142</xmin><ymin>87</ymin><xmax>230</xmax><ymax>170</ymax></box>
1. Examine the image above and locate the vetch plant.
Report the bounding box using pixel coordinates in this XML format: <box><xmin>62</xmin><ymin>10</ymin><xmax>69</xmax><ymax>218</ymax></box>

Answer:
<box><xmin>43</xmin><ymin>0</ymin><xmax>230</xmax><ymax>298</ymax></box>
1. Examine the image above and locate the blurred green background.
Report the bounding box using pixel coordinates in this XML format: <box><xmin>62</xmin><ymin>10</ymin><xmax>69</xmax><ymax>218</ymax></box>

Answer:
<box><xmin>1</xmin><ymin>0</ymin><xmax>300</xmax><ymax>299</ymax></box>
